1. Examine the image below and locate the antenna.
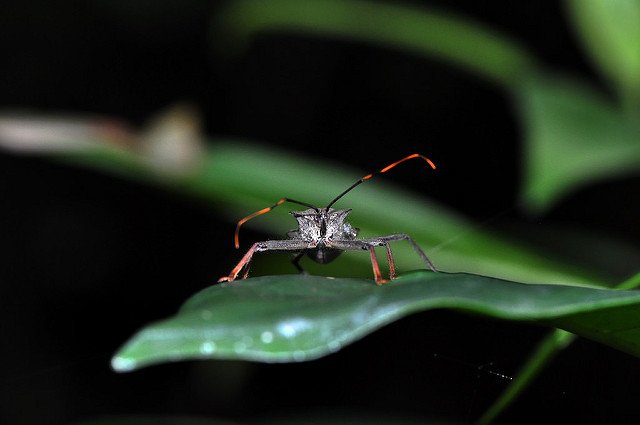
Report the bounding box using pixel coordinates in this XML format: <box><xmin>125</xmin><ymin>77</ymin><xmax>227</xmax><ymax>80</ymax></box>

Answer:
<box><xmin>326</xmin><ymin>153</ymin><xmax>436</xmax><ymax>209</ymax></box>
<box><xmin>234</xmin><ymin>198</ymin><xmax>319</xmax><ymax>248</ymax></box>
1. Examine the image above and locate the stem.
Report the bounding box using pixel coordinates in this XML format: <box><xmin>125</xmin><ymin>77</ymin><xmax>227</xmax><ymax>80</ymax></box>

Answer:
<box><xmin>475</xmin><ymin>329</ymin><xmax>574</xmax><ymax>425</ymax></box>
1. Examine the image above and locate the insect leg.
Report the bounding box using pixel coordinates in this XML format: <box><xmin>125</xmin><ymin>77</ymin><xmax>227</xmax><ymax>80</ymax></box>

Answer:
<box><xmin>218</xmin><ymin>240</ymin><xmax>310</xmax><ymax>282</ymax></box>
<box><xmin>385</xmin><ymin>243</ymin><xmax>397</xmax><ymax>280</ymax></box>
<box><xmin>218</xmin><ymin>242</ymin><xmax>259</xmax><ymax>283</ymax></box>
<box><xmin>369</xmin><ymin>246</ymin><xmax>390</xmax><ymax>285</ymax></box>
<box><xmin>360</xmin><ymin>234</ymin><xmax>436</xmax><ymax>272</ymax></box>
<box><xmin>327</xmin><ymin>240</ymin><xmax>390</xmax><ymax>284</ymax></box>
<box><xmin>291</xmin><ymin>251</ymin><xmax>306</xmax><ymax>274</ymax></box>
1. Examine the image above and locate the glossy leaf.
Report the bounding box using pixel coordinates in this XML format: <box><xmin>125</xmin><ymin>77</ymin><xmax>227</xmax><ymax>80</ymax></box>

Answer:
<box><xmin>566</xmin><ymin>0</ymin><xmax>640</xmax><ymax>109</ymax></box>
<box><xmin>214</xmin><ymin>0</ymin><xmax>536</xmax><ymax>87</ymax></box>
<box><xmin>518</xmin><ymin>75</ymin><xmax>640</xmax><ymax>213</ymax></box>
<box><xmin>112</xmin><ymin>272</ymin><xmax>640</xmax><ymax>371</ymax></box>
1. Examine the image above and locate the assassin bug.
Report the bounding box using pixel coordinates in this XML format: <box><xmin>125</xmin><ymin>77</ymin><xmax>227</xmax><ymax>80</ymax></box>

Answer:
<box><xmin>218</xmin><ymin>154</ymin><xmax>437</xmax><ymax>285</ymax></box>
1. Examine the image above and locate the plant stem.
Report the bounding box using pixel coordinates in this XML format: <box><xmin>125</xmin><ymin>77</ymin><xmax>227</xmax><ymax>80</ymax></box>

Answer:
<box><xmin>475</xmin><ymin>329</ymin><xmax>574</xmax><ymax>425</ymax></box>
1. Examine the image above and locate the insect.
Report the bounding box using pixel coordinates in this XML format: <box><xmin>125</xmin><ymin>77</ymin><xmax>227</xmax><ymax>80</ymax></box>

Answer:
<box><xmin>218</xmin><ymin>154</ymin><xmax>437</xmax><ymax>285</ymax></box>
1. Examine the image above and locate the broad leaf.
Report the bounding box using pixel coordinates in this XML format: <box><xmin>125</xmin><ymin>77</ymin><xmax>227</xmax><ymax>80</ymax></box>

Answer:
<box><xmin>112</xmin><ymin>272</ymin><xmax>640</xmax><ymax>371</ymax></box>
<box><xmin>518</xmin><ymin>75</ymin><xmax>640</xmax><ymax>213</ymax></box>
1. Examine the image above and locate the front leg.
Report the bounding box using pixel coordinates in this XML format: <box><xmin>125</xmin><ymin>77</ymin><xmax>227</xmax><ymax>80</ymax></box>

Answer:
<box><xmin>327</xmin><ymin>240</ymin><xmax>389</xmax><ymax>285</ymax></box>
<box><xmin>358</xmin><ymin>234</ymin><xmax>436</xmax><ymax>272</ymax></box>
<box><xmin>218</xmin><ymin>240</ymin><xmax>311</xmax><ymax>282</ymax></box>
<box><xmin>329</xmin><ymin>234</ymin><xmax>436</xmax><ymax>284</ymax></box>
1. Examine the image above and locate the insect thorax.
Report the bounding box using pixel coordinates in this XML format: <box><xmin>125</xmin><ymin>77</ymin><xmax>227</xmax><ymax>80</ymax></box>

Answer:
<box><xmin>288</xmin><ymin>208</ymin><xmax>358</xmax><ymax>242</ymax></box>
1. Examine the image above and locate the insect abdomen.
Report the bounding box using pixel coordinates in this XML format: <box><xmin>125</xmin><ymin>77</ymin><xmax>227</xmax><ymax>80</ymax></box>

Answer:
<box><xmin>306</xmin><ymin>247</ymin><xmax>343</xmax><ymax>264</ymax></box>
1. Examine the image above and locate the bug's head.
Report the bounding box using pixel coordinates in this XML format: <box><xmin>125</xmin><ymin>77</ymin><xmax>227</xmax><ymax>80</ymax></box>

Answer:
<box><xmin>291</xmin><ymin>208</ymin><xmax>353</xmax><ymax>240</ymax></box>
<box><xmin>232</xmin><ymin>154</ymin><xmax>434</xmax><ymax>248</ymax></box>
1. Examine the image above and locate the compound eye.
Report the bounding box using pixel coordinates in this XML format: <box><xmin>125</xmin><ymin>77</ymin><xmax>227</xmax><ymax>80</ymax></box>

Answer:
<box><xmin>343</xmin><ymin>223</ymin><xmax>357</xmax><ymax>239</ymax></box>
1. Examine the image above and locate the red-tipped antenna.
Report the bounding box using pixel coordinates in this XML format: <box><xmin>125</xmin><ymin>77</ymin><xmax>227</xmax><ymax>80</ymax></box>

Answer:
<box><xmin>326</xmin><ymin>153</ymin><xmax>436</xmax><ymax>209</ymax></box>
<box><xmin>234</xmin><ymin>198</ymin><xmax>319</xmax><ymax>248</ymax></box>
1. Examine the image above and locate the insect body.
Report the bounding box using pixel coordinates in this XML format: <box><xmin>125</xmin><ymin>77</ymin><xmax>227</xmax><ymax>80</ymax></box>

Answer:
<box><xmin>218</xmin><ymin>154</ymin><xmax>437</xmax><ymax>285</ymax></box>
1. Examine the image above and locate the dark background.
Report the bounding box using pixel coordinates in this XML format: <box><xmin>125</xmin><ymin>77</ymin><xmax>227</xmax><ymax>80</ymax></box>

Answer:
<box><xmin>1</xmin><ymin>1</ymin><xmax>638</xmax><ymax>424</ymax></box>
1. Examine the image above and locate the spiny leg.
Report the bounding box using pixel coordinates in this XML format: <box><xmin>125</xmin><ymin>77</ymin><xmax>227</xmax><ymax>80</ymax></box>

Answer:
<box><xmin>219</xmin><ymin>243</ymin><xmax>259</xmax><ymax>283</ymax></box>
<box><xmin>385</xmin><ymin>244</ymin><xmax>397</xmax><ymax>280</ymax></box>
<box><xmin>241</xmin><ymin>261</ymin><xmax>252</xmax><ymax>279</ymax></box>
<box><xmin>368</xmin><ymin>246</ymin><xmax>389</xmax><ymax>285</ymax></box>
<box><xmin>358</xmin><ymin>234</ymin><xmax>436</xmax><ymax>272</ymax></box>
<box><xmin>327</xmin><ymin>240</ymin><xmax>391</xmax><ymax>284</ymax></box>
<box><xmin>218</xmin><ymin>240</ymin><xmax>310</xmax><ymax>282</ymax></box>
<box><xmin>329</xmin><ymin>235</ymin><xmax>435</xmax><ymax>283</ymax></box>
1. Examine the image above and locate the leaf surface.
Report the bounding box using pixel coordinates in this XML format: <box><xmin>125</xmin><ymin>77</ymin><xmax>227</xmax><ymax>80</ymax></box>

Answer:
<box><xmin>112</xmin><ymin>272</ymin><xmax>640</xmax><ymax>371</ymax></box>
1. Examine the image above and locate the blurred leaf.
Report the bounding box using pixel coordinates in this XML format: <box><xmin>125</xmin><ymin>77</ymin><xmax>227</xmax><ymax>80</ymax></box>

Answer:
<box><xmin>566</xmin><ymin>0</ymin><xmax>640</xmax><ymax>109</ymax></box>
<box><xmin>112</xmin><ymin>271</ymin><xmax>640</xmax><ymax>371</ymax></box>
<box><xmin>50</xmin><ymin>141</ymin><xmax>607</xmax><ymax>286</ymax></box>
<box><xmin>186</xmin><ymin>143</ymin><xmax>610</xmax><ymax>286</ymax></box>
<box><xmin>518</xmin><ymin>75</ymin><xmax>640</xmax><ymax>213</ymax></box>
<box><xmin>213</xmin><ymin>0</ymin><xmax>536</xmax><ymax>87</ymax></box>
<box><xmin>0</xmin><ymin>113</ymin><xmax>133</xmax><ymax>151</ymax></box>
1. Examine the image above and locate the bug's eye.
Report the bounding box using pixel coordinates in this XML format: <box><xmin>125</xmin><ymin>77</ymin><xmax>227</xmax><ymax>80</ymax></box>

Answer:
<box><xmin>343</xmin><ymin>223</ymin><xmax>357</xmax><ymax>239</ymax></box>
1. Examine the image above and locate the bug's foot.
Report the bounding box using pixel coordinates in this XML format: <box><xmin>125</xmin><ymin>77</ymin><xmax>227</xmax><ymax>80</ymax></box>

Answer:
<box><xmin>375</xmin><ymin>278</ymin><xmax>391</xmax><ymax>286</ymax></box>
<box><xmin>217</xmin><ymin>276</ymin><xmax>235</xmax><ymax>283</ymax></box>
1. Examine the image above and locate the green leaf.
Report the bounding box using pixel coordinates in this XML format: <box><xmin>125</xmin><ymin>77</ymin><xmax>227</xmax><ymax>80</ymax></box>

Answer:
<box><xmin>187</xmin><ymin>143</ymin><xmax>612</xmax><ymax>286</ymax></box>
<box><xmin>51</xmin><ymin>141</ymin><xmax>608</xmax><ymax>286</ymax></box>
<box><xmin>112</xmin><ymin>272</ymin><xmax>640</xmax><ymax>371</ymax></box>
<box><xmin>518</xmin><ymin>75</ymin><xmax>640</xmax><ymax>213</ymax></box>
<box><xmin>566</xmin><ymin>0</ymin><xmax>640</xmax><ymax>109</ymax></box>
<box><xmin>476</xmin><ymin>329</ymin><xmax>576</xmax><ymax>425</ymax></box>
<box><xmin>213</xmin><ymin>0</ymin><xmax>536</xmax><ymax>87</ymax></box>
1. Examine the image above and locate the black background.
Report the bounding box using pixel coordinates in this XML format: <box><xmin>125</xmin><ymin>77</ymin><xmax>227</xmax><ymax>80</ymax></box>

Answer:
<box><xmin>1</xmin><ymin>1</ymin><xmax>639</xmax><ymax>424</ymax></box>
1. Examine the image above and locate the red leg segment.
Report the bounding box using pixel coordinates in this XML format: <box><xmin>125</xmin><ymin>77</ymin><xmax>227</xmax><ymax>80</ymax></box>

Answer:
<box><xmin>385</xmin><ymin>244</ymin><xmax>397</xmax><ymax>280</ymax></box>
<box><xmin>369</xmin><ymin>247</ymin><xmax>390</xmax><ymax>285</ymax></box>
<box><xmin>218</xmin><ymin>243</ymin><xmax>259</xmax><ymax>282</ymax></box>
